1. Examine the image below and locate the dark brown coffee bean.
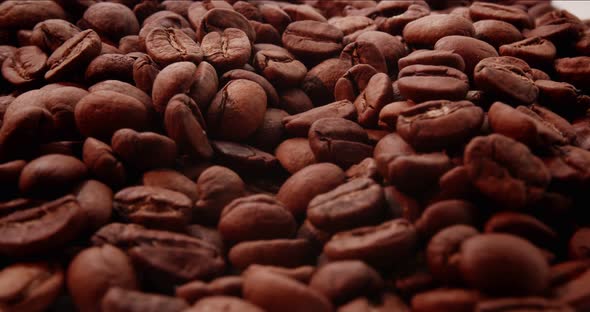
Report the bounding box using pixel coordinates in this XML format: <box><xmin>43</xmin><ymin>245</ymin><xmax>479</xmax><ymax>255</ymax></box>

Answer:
<box><xmin>145</xmin><ymin>27</ymin><xmax>203</xmax><ymax>67</ymax></box>
<box><xmin>434</xmin><ymin>35</ymin><xmax>498</xmax><ymax>77</ymax></box>
<box><xmin>474</xmin><ymin>56</ymin><xmax>538</xmax><ymax>104</ymax></box>
<box><xmin>195</xmin><ymin>166</ymin><xmax>244</xmax><ymax>224</ymax></box>
<box><xmin>187</xmin><ymin>296</ymin><xmax>264</xmax><ymax>312</ymax></box>
<box><xmin>283</xmin><ymin>100</ymin><xmax>356</xmax><ymax>137</ymax></box>
<box><xmin>0</xmin><ymin>105</ymin><xmax>54</xmax><ymax>160</ymax></box>
<box><xmin>253</xmin><ymin>49</ymin><xmax>307</xmax><ymax>88</ymax></box>
<box><xmin>397</xmin><ymin>65</ymin><xmax>469</xmax><ymax>103</ymax></box>
<box><xmin>176</xmin><ymin>276</ymin><xmax>243</xmax><ymax>304</ymax></box>
<box><xmin>19</xmin><ymin>154</ymin><xmax>87</xmax><ymax>198</ymax></box>
<box><xmin>411</xmin><ymin>288</ymin><xmax>481</xmax><ymax>312</ymax></box>
<box><xmin>219</xmin><ymin>194</ymin><xmax>296</xmax><ymax>243</ymax></box>
<box><xmin>555</xmin><ymin>57</ymin><xmax>590</xmax><ymax>91</ymax></box>
<box><xmin>0</xmin><ymin>261</ymin><xmax>64</xmax><ymax>312</ymax></box>
<box><xmin>201</xmin><ymin>28</ymin><xmax>251</xmax><ymax>71</ymax></box>
<box><xmin>355</xmin><ymin>31</ymin><xmax>407</xmax><ymax>73</ymax></box>
<box><xmin>459</xmin><ymin>233</ymin><xmax>550</xmax><ymax>295</ymax></box>
<box><xmin>0</xmin><ymin>160</ymin><xmax>25</xmax><ymax>198</ymax></box>
<box><xmin>142</xmin><ymin>170</ymin><xmax>196</xmax><ymax>202</ymax></box>
<box><xmin>550</xmin><ymin>260</ymin><xmax>590</xmax><ymax>287</ymax></box>
<box><xmin>324</xmin><ymin>219</ymin><xmax>417</xmax><ymax>267</ymax></box>
<box><xmin>476</xmin><ymin>297</ymin><xmax>574</xmax><ymax>312</ymax></box>
<box><xmin>1</xmin><ymin>46</ymin><xmax>47</xmax><ymax>86</ymax></box>
<box><xmin>345</xmin><ymin>157</ymin><xmax>379</xmax><ymax>181</ymax></box>
<box><xmin>354</xmin><ymin>72</ymin><xmax>393</xmax><ymax>127</ymax></box>
<box><xmin>374</xmin><ymin>133</ymin><xmax>453</xmax><ymax>194</ymax></box>
<box><xmin>229</xmin><ymin>238</ymin><xmax>314</xmax><ymax>270</ymax></box>
<box><xmin>282</xmin><ymin>21</ymin><xmax>343</xmax><ymax>62</ymax></box>
<box><xmin>133</xmin><ymin>54</ymin><xmax>160</xmax><ymax>95</ymax></box>
<box><xmin>378</xmin><ymin>101</ymin><xmax>414</xmax><ymax>131</ymax></box>
<box><xmin>164</xmin><ymin>94</ymin><xmax>212</xmax><ymax>160</ymax></box>
<box><xmin>111</xmin><ymin>129</ymin><xmax>177</xmax><ymax>171</ymax></box>
<box><xmin>309</xmin><ymin>260</ymin><xmax>383</xmax><ymax>304</ymax></box>
<box><xmin>73</xmin><ymin>180</ymin><xmax>113</xmax><ymax>231</ymax></box>
<box><xmin>119</xmin><ymin>35</ymin><xmax>143</xmax><ymax>53</ymax></box>
<box><xmin>469</xmin><ymin>2</ymin><xmax>532</xmax><ymax>29</ymax></box>
<box><xmin>403</xmin><ymin>14</ymin><xmax>475</xmax><ymax>48</ymax></box>
<box><xmin>427</xmin><ymin>225</ymin><xmax>480</xmax><ymax>284</ymax></box>
<box><xmin>101</xmin><ymin>287</ymin><xmax>189</xmax><ymax>312</ymax></box>
<box><xmin>398</xmin><ymin>49</ymin><xmax>466</xmax><ymax>72</ymax></box>
<box><xmin>0</xmin><ymin>1</ymin><xmax>66</xmax><ymax>29</ymax></box>
<box><xmin>416</xmin><ymin>200</ymin><xmax>478</xmax><ymax>238</ymax></box>
<box><xmin>207</xmin><ymin>79</ymin><xmax>267</xmax><ymax>141</ymax></box>
<box><xmin>377</xmin><ymin>2</ymin><xmax>430</xmax><ymax>35</ymax></box>
<box><xmin>277</xmin><ymin>88</ymin><xmax>313</xmax><ymax>115</ymax></box>
<box><xmin>197</xmin><ymin>8</ymin><xmax>256</xmax><ymax>43</ymax></box>
<box><xmin>80</xmin><ymin>2</ymin><xmax>139</xmax><ymax>41</ymax></box>
<box><xmin>259</xmin><ymin>3</ymin><xmax>292</xmax><ymax>33</ymax></box>
<box><xmin>82</xmin><ymin>138</ymin><xmax>126</xmax><ymax>188</ymax></box>
<box><xmin>93</xmin><ymin>223</ymin><xmax>225</xmax><ymax>288</ymax></box>
<box><xmin>334</xmin><ymin>64</ymin><xmax>378</xmax><ymax>102</ymax></box>
<box><xmin>484</xmin><ymin>212</ymin><xmax>557</xmax><ymax>248</ymax></box>
<box><xmin>308</xmin><ymin>177</ymin><xmax>384</xmax><ymax>233</ymax></box>
<box><xmin>0</xmin><ymin>195</ymin><xmax>84</xmax><ymax>256</ymax></box>
<box><xmin>243</xmin><ymin>268</ymin><xmax>333</xmax><ymax>312</ymax></box>
<box><xmin>473</xmin><ymin>19</ymin><xmax>523</xmax><ymax>49</ymax></box>
<box><xmin>499</xmin><ymin>37</ymin><xmax>556</xmax><ymax>69</ymax></box>
<box><xmin>308</xmin><ymin>118</ymin><xmax>373</xmax><ymax>169</ymax></box>
<box><xmin>569</xmin><ymin>228</ymin><xmax>590</xmax><ymax>260</ymax></box>
<box><xmin>464</xmin><ymin>134</ymin><xmax>550</xmax><ymax>209</ymax></box>
<box><xmin>397</xmin><ymin>100</ymin><xmax>484</xmax><ymax>152</ymax></box>
<box><xmin>488</xmin><ymin>102</ymin><xmax>575</xmax><ymax>149</ymax></box>
<box><xmin>244</xmin><ymin>264</ymin><xmax>315</xmax><ymax>284</ymax></box>
<box><xmin>340</xmin><ymin>41</ymin><xmax>387</xmax><ymax>74</ymax></box>
<box><xmin>302</xmin><ymin>58</ymin><xmax>352</xmax><ymax>105</ymax></box>
<box><xmin>67</xmin><ymin>245</ymin><xmax>138</xmax><ymax>312</ymax></box>
<box><xmin>554</xmin><ymin>269</ymin><xmax>590</xmax><ymax>311</ymax></box>
<box><xmin>211</xmin><ymin>140</ymin><xmax>278</xmax><ymax>172</ymax></box>
<box><xmin>275</xmin><ymin>138</ymin><xmax>316</xmax><ymax>174</ymax></box>
<box><xmin>251</xmin><ymin>108</ymin><xmax>288</xmax><ymax>151</ymax></box>
<box><xmin>339</xmin><ymin>293</ymin><xmax>410</xmax><ymax>312</ymax></box>
<box><xmin>277</xmin><ymin>163</ymin><xmax>346</xmax><ymax>217</ymax></box>
<box><xmin>283</xmin><ymin>4</ymin><xmax>327</xmax><ymax>22</ymax></box>
<box><xmin>45</xmin><ymin>29</ymin><xmax>102</xmax><ymax>81</ymax></box>
<box><xmin>152</xmin><ymin>61</ymin><xmax>196</xmax><ymax>113</ymax></box>
<box><xmin>88</xmin><ymin>80</ymin><xmax>154</xmax><ymax>120</ymax></box>
<box><xmin>84</xmin><ymin>53</ymin><xmax>135</xmax><ymax>84</ymax></box>
<box><xmin>114</xmin><ymin>186</ymin><xmax>192</xmax><ymax>230</ymax></box>
<box><xmin>220</xmin><ymin>69</ymin><xmax>279</xmax><ymax>108</ymax></box>
<box><xmin>535</xmin><ymin>79</ymin><xmax>590</xmax><ymax>117</ymax></box>
<box><xmin>250</xmin><ymin>20</ymin><xmax>281</xmax><ymax>45</ymax></box>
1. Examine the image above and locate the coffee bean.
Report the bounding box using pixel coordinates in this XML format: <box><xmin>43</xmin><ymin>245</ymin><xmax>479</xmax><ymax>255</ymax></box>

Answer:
<box><xmin>45</xmin><ymin>29</ymin><xmax>102</xmax><ymax>81</ymax></box>
<box><xmin>152</xmin><ymin>61</ymin><xmax>197</xmax><ymax>113</ymax></box>
<box><xmin>340</xmin><ymin>41</ymin><xmax>387</xmax><ymax>74</ymax></box>
<box><xmin>80</xmin><ymin>3</ymin><xmax>139</xmax><ymax>42</ymax></box>
<box><xmin>202</xmin><ymin>28</ymin><xmax>251</xmax><ymax>71</ymax></box>
<box><xmin>0</xmin><ymin>1</ymin><xmax>66</xmax><ymax>29</ymax></box>
<box><xmin>19</xmin><ymin>154</ymin><xmax>87</xmax><ymax>198</ymax></box>
<box><xmin>73</xmin><ymin>179</ymin><xmax>113</xmax><ymax>231</ymax></box>
<box><xmin>282</xmin><ymin>21</ymin><xmax>343</xmax><ymax>63</ymax></box>
<box><xmin>339</xmin><ymin>293</ymin><xmax>409</xmax><ymax>312</ymax></box>
<box><xmin>165</xmin><ymin>94</ymin><xmax>213</xmax><ymax>160</ymax></box>
<box><xmin>397</xmin><ymin>65</ymin><xmax>469</xmax><ymax>103</ymax></box>
<box><xmin>176</xmin><ymin>276</ymin><xmax>243</xmax><ymax>304</ymax></box>
<box><xmin>253</xmin><ymin>49</ymin><xmax>307</xmax><ymax>88</ymax></box>
<box><xmin>211</xmin><ymin>140</ymin><xmax>278</xmax><ymax>172</ymax></box>
<box><xmin>411</xmin><ymin>288</ymin><xmax>480</xmax><ymax>312</ymax></box>
<box><xmin>474</xmin><ymin>56</ymin><xmax>538</xmax><ymax>105</ymax></box>
<box><xmin>427</xmin><ymin>225</ymin><xmax>479</xmax><ymax>284</ymax></box>
<box><xmin>469</xmin><ymin>2</ymin><xmax>532</xmax><ymax>29</ymax></box>
<box><xmin>187</xmin><ymin>296</ymin><xmax>263</xmax><ymax>312</ymax></box>
<box><xmin>101</xmin><ymin>287</ymin><xmax>189</xmax><ymax>312</ymax></box>
<box><xmin>354</xmin><ymin>72</ymin><xmax>393</xmax><ymax>127</ymax></box>
<box><xmin>195</xmin><ymin>166</ymin><xmax>245</xmax><ymax>224</ymax></box>
<box><xmin>229</xmin><ymin>238</ymin><xmax>314</xmax><ymax>270</ymax></box>
<box><xmin>302</xmin><ymin>57</ymin><xmax>352</xmax><ymax>105</ymax></box>
<box><xmin>416</xmin><ymin>200</ymin><xmax>478</xmax><ymax>238</ymax></box>
<box><xmin>133</xmin><ymin>54</ymin><xmax>160</xmax><ymax>95</ymax></box>
<box><xmin>473</xmin><ymin>19</ymin><xmax>523</xmax><ymax>49</ymax></box>
<box><xmin>403</xmin><ymin>14</ymin><xmax>475</xmax><ymax>48</ymax></box>
<box><xmin>283</xmin><ymin>100</ymin><xmax>356</xmax><ymax>137</ymax></box>
<box><xmin>397</xmin><ymin>100</ymin><xmax>484</xmax><ymax>151</ymax></box>
<box><xmin>111</xmin><ymin>128</ymin><xmax>177</xmax><ymax>171</ymax></box>
<box><xmin>275</xmin><ymin>138</ymin><xmax>316</xmax><ymax>174</ymax></box>
<box><xmin>458</xmin><ymin>233</ymin><xmax>550</xmax><ymax>295</ymax></box>
<box><xmin>220</xmin><ymin>69</ymin><xmax>279</xmax><ymax>107</ymax></box>
<box><xmin>197</xmin><ymin>8</ymin><xmax>256</xmax><ymax>43</ymax></box>
<box><xmin>434</xmin><ymin>35</ymin><xmax>498</xmax><ymax>78</ymax></box>
<box><xmin>499</xmin><ymin>37</ymin><xmax>556</xmax><ymax>69</ymax></box>
<box><xmin>188</xmin><ymin>61</ymin><xmax>219</xmax><ymax>112</ymax></box>
<box><xmin>484</xmin><ymin>212</ymin><xmax>557</xmax><ymax>248</ymax></box>
<box><xmin>146</xmin><ymin>27</ymin><xmax>203</xmax><ymax>67</ymax></box>
<box><xmin>82</xmin><ymin>138</ymin><xmax>127</xmax><ymax>188</ymax></box>
<box><xmin>1</xmin><ymin>46</ymin><xmax>47</xmax><ymax>86</ymax></box>
<box><xmin>476</xmin><ymin>297</ymin><xmax>574</xmax><ymax>312</ymax></box>
<box><xmin>377</xmin><ymin>3</ymin><xmax>430</xmax><ymax>35</ymax></box>
<box><xmin>555</xmin><ymin>57</ymin><xmax>590</xmax><ymax>91</ymax></box>
<box><xmin>67</xmin><ymin>245</ymin><xmax>138</xmax><ymax>312</ymax></box>
<box><xmin>335</xmin><ymin>64</ymin><xmax>378</xmax><ymax>102</ymax></box>
<box><xmin>85</xmin><ymin>53</ymin><xmax>135</xmax><ymax>84</ymax></box>
<box><xmin>0</xmin><ymin>261</ymin><xmax>64</xmax><ymax>312</ymax></box>
<box><xmin>398</xmin><ymin>49</ymin><xmax>466</xmax><ymax>72</ymax></box>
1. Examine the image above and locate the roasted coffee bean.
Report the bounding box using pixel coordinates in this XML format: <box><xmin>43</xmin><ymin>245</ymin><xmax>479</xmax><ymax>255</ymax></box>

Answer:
<box><xmin>152</xmin><ymin>61</ymin><xmax>196</xmax><ymax>113</ymax></box>
<box><xmin>283</xmin><ymin>100</ymin><xmax>356</xmax><ymax>137</ymax></box>
<box><xmin>403</xmin><ymin>14</ymin><xmax>475</xmax><ymax>48</ymax></box>
<box><xmin>19</xmin><ymin>154</ymin><xmax>87</xmax><ymax>198</ymax></box>
<box><xmin>411</xmin><ymin>288</ymin><xmax>480</xmax><ymax>312</ymax></box>
<box><xmin>93</xmin><ymin>223</ymin><xmax>225</xmax><ymax>288</ymax></box>
<box><xmin>80</xmin><ymin>3</ymin><xmax>139</xmax><ymax>42</ymax></box>
<box><xmin>219</xmin><ymin>194</ymin><xmax>296</xmax><ymax>243</ymax></box>
<box><xmin>229</xmin><ymin>238</ymin><xmax>315</xmax><ymax>270</ymax></box>
<box><xmin>474</xmin><ymin>56</ymin><xmax>538</xmax><ymax>105</ymax></box>
<box><xmin>334</xmin><ymin>64</ymin><xmax>378</xmax><ymax>102</ymax></box>
<box><xmin>354</xmin><ymin>72</ymin><xmax>393</xmax><ymax>127</ymax></box>
<box><xmin>309</xmin><ymin>260</ymin><xmax>383</xmax><ymax>304</ymax></box>
<box><xmin>244</xmin><ymin>265</ymin><xmax>315</xmax><ymax>284</ymax></box>
<box><xmin>195</xmin><ymin>166</ymin><xmax>245</xmax><ymax>224</ymax></box>
<box><xmin>0</xmin><ymin>1</ymin><xmax>66</xmax><ymax>29</ymax></box>
<box><xmin>275</xmin><ymin>138</ymin><xmax>316</xmax><ymax>174</ymax></box>
<box><xmin>0</xmin><ymin>195</ymin><xmax>84</xmax><ymax>256</ymax></box>
<box><xmin>397</xmin><ymin>100</ymin><xmax>484</xmax><ymax>152</ymax></box>
<box><xmin>176</xmin><ymin>276</ymin><xmax>243</xmax><ymax>303</ymax></box>
<box><xmin>485</xmin><ymin>212</ymin><xmax>557</xmax><ymax>248</ymax></box>
<box><xmin>201</xmin><ymin>28</ymin><xmax>250</xmax><ymax>71</ymax></box>
<box><xmin>253</xmin><ymin>49</ymin><xmax>307</xmax><ymax>88</ymax></box>
<box><xmin>398</xmin><ymin>50</ymin><xmax>466</xmax><ymax>72</ymax></box>
<box><xmin>499</xmin><ymin>37</ymin><xmax>556</xmax><ymax>69</ymax></box>
<box><xmin>133</xmin><ymin>54</ymin><xmax>160</xmax><ymax>95</ymax></box>
<box><xmin>207</xmin><ymin>79</ymin><xmax>267</xmax><ymax>141</ymax></box>
<box><xmin>339</xmin><ymin>293</ymin><xmax>410</xmax><ymax>312</ymax></box>
<box><xmin>569</xmin><ymin>228</ymin><xmax>590</xmax><ymax>260</ymax></box>
<box><xmin>101</xmin><ymin>287</ymin><xmax>189</xmax><ymax>312</ymax></box>
<box><xmin>1</xmin><ymin>46</ymin><xmax>47</xmax><ymax>86</ymax></box>
<box><xmin>243</xmin><ymin>268</ymin><xmax>333</xmax><ymax>312</ymax></box>
<box><xmin>197</xmin><ymin>8</ymin><xmax>255</xmax><ymax>41</ymax></box>
<box><xmin>378</xmin><ymin>101</ymin><xmax>414</xmax><ymax>131</ymax></box>
<box><xmin>111</xmin><ymin>128</ymin><xmax>177</xmax><ymax>171</ymax></box>
<box><xmin>302</xmin><ymin>57</ymin><xmax>352</xmax><ymax>105</ymax></box>
<box><xmin>345</xmin><ymin>157</ymin><xmax>379</xmax><ymax>181</ymax></box>
<box><xmin>0</xmin><ymin>160</ymin><xmax>25</xmax><ymax>198</ymax></box>
<box><xmin>464</xmin><ymin>134</ymin><xmax>550</xmax><ymax>209</ymax></box>
<box><xmin>554</xmin><ymin>269</ymin><xmax>590</xmax><ymax>311</ymax></box>
<box><xmin>88</xmin><ymin>80</ymin><xmax>154</xmax><ymax>119</ymax></box>
<box><xmin>308</xmin><ymin>117</ymin><xmax>372</xmax><ymax>169</ymax></box>
<box><xmin>427</xmin><ymin>225</ymin><xmax>480</xmax><ymax>284</ymax></box>
<box><xmin>476</xmin><ymin>297</ymin><xmax>574</xmax><ymax>312</ymax></box>
<box><xmin>73</xmin><ymin>179</ymin><xmax>113</xmax><ymax>231</ymax></box>
<box><xmin>146</xmin><ymin>27</ymin><xmax>203</xmax><ymax>67</ymax></box>
<box><xmin>416</xmin><ymin>200</ymin><xmax>478</xmax><ymax>238</ymax></box>
<box><xmin>277</xmin><ymin>163</ymin><xmax>346</xmax><ymax>217</ymax></box>
<box><xmin>308</xmin><ymin>178</ymin><xmax>384</xmax><ymax>232</ymax></box>
<box><xmin>142</xmin><ymin>169</ymin><xmax>198</xmax><ymax>201</ymax></box>
<box><xmin>84</xmin><ymin>53</ymin><xmax>135</xmax><ymax>84</ymax></box>
<box><xmin>377</xmin><ymin>2</ymin><xmax>430</xmax><ymax>35</ymax></box>
<box><xmin>45</xmin><ymin>29</ymin><xmax>102</xmax><ymax>81</ymax></box>
<box><xmin>282</xmin><ymin>21</ymin><xmax>343</xmax><ymax>63</ymax></box>
<box><xmin>340</xmin><ymin>41</ymin><xmax>387</xmax><ymax>74</ymax></box>
<box><xmin>220</xmin><ymin>69</ymin><xmax>279</xmax><ymax>107</ymax></box>
<box><xmin>187</xmin><ymin>296</ymin><xmax>264</xmax><ymax>312</ymax></box>
<box><xmin>67</xmin><ymin>245</ymin><xmax>138</xmax><ymax>312</ymax></box>
<box><xmin>165</xmin><ymin>94</ymin><xmax>213</xmax><ymax>160</ymax></box>
<box><xmin>459</xmin><ymin>233</ymin><xmax>550</xmax><ymax>295</ymax></box>
<box><xmin>397</xmin><ymin>65</ymin><xmax>469</xmax><ymax>103</ymax></box>
<box><xmin>555</xmin><ymin>57</ymin><xmax>590</xmax><ymax>91</ymax></box>
<box><xmin>82</xmin><ymin>138</ymin><xmax>126</xmax><ymax>188</ymax></box>
<box><xmin>434</xmin><ymin>35</ymin><xmax>498</xmax><ymax>78</ymax></box>
<box><xmin>469</xmin><ymin>2</ymin><xmax>531</xmax><ymax>29</ymax></box>
<box><xmin>113</xmin><ymin>186</ymin><xmax>192</xmax><ymax>230</ymax></box>
<box><xmin>535</xmin><ymin>79</ymin><xmax>590</xmax><ymax>117</ymax></box>
<box><xmin>211</xmin><ymin>140</ymin><xmax>278</xmax><ymax>172</ymax></box>
<box><xmin>0</xmin><ymin>261</ymin><xmax>64</xmax><ymax>312</ymax></box>
<box><xmin>473</xmin><ymin>19</ymin><xmax>523</xmax><ymax>49</ymax></box>
<box><xmin>278</xmin><ymin>88</ymin><xmax>313</xmax><ymax>114</ymax></box>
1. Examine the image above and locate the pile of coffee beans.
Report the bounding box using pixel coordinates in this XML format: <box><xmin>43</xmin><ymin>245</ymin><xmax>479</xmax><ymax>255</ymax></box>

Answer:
<box><xmin>1</xmin><ymin>0</ymin><xmax>590</xmax><ymax>311</ymax></box>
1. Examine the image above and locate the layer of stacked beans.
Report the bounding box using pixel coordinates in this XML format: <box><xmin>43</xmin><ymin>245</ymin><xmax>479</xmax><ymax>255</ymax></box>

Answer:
<box><xmin>1</xmin><ymin>0</ymin><xmax>590</xmax><ymax>311</ymax></box>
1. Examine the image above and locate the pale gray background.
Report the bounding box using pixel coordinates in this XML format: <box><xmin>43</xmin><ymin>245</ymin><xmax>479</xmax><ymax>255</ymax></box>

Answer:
<box><xmin>553</xmin><ymin>1</ymin><xmax>590</xmax><ymax>19</ymax></box>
